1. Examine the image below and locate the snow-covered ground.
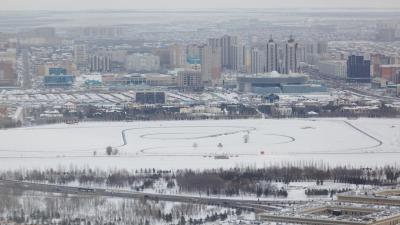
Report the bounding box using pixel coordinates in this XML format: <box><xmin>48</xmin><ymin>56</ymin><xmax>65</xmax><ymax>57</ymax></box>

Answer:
<box><xmin>1</xmin><ymin>118</ymin><xmax>400</xmax><ymax>170</ymax></box>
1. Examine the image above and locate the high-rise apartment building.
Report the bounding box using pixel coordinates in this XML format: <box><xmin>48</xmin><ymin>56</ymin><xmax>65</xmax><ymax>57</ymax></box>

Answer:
<box><xmin>152</xmin><ymin>49</ymin><xmax>170</xmax><ymax>66</ymax></box>
<box><xmin>265</xmin><ymin>36</ymin><xmax>278</xmax><ymax>73</ymax></box>
<box><xmin>370</xmin><ymin>54</ymin><xmax>398</xmax><ymax>77</ymax></box>
<box><xmin>376</xmin><ymin>22</ymin><xmax>397</xmax><ymax>41</ymax></box>
<box><xmin>251</xmin><ymin>49</ymin><xmax>264</xmax><ymax>74</ymax></box>
<box><xmin>0</xmin><ymin>62</ymin><xmax>14</xmax><ymax>86</ymax></box>
<box><xmin>208</xmin><ymin>38</ymin><xmax>221</xmax><ymax>50</ymax></box>
<box><xmin>188</xmin><ymin>44</ymin><xmax>200</xmax><ymax>59</ymax></box>
<box><xmin>247</xmin><ymin>35</ymin><xmax>258</xmax><ymax>47</ymax></box>
<box><xmin>244</xmin><ymin>47</ymin><xmax>252</xmax><ymax>73</ymax></box>
<box><xmin>90</xmin><ymin>56</ymin><xmax>111</xmax><ymax>72</ymax></box>
<box><xmin>210</xmin><ymin>48</ymin><xmax>222</xmax><ymax>80</ymax></box>
<box><xmin>347</xmin><ymin>55</ymin><xmax>371</xmax><ymax>82</ymax></box>
<box><xmin>317</xmin><ymin>41</ymin><xmax>328</xmax><ymax>54</ymax></box>
<box><xmin>74</xmin><ymin>44</ymin><xmax>86</xmax><ymax>64</ymax></box>
<box><xmin>177</xmin><ymin>70</ymin><xmax>202</xmax><ymax>91</ymax></box>
<box><xmin>319</xmin><ymin>60</ymin><xmax>347</xmax><ymax>77</ymax></box>
<box><xmin>124</xmin><ymin>54</ymin><xmax>160</xmax><ymax>72</ymax></box>
<box><xmin>299</xmin><ymin>41</ymin><xmax>318</xmax><ymax>54</ymax></box>
<box><xmin>99</xmin><ymin>50</ymin><xmax>127</xmax><ymax>63</ymax></box>
<box><xmin>200</xmin><ymin>45</ymin><xmax>222</xmax><ymax>83</ymax></box>
<box><xmin>169</xmin><ymin>44</ymin><xmax>187</xmax><ymax>69</ymax></box>
<box><xmin>282</xmin><ymin>36</ymin><xmax>300</xmax><ymax>74</ymax></box>
<box><xmin>221</xmin><ymin>35</ymin><xmax>238</xmax><ymax>69</ymax></box>
<box><xmin>34</xmin><ymin>27</ymin><xmax>55</xmax><ymax>38</ymax></box>
<box><xmin>75</xmin><ymin>27</ymin><xmax>125</xmax><ymax>36</ymax></box>
<box><xmin>232</xmin><ymin>45</ymin><xmax>246</xmax><ymax>72</ymax></box>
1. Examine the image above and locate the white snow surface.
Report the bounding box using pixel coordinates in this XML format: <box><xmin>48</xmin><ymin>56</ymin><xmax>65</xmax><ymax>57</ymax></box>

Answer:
<box><xmin>0</xmin><ymin>118</ymin><xmax>399</xmax><ymax>170</ymax></box>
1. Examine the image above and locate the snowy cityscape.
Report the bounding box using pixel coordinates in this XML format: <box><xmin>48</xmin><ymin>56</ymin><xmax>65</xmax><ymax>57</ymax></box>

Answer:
<box><xmin>1</xmin><ymin>2</ymin><xmax>400</xmax><ymax>225</ymax></box>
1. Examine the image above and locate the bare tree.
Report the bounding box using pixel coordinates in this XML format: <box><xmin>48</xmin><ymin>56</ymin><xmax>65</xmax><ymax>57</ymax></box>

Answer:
<box><xmin>106</xmin><ymin>146</ymin><xmax>112</xmax><ymax>156</ymax></box>
<box><xmin>112</xmin><ymin>148</ymin><xmax>119</xmax><ymax>155</ymax></box>
<box><xmin>217</xmin><ymin>143</ymin><xmax>223</xmax><ymax>150</ymax></box>
<box><xmin>243</xmin><ymin>134</ymin><xmax>249</xmax><ymax>143</ymax></box>
<box><xmin>193</xmin><ymin>143</ymin><xmax>198</xmax><ymax>150</ymax></box>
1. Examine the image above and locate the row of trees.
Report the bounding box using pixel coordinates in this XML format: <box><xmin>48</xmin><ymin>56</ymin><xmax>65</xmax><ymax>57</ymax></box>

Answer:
<box><xmin>0</xmin><ymin>187</ymin><xmax>232</xmax><ymax>225</ymax></box>
<box><xmin>1</xmin><ymin>161</ymin><xmax>399</xmax><ymax>200</ymax></box>
<box><xmin>305</xmin><ymin>188</ymin><xmax>352</xmax><ymax>197</ymax></box>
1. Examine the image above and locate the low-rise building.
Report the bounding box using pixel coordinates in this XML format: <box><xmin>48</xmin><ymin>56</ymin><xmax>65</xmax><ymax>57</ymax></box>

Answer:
<box><xmin>84</xmin><ymin>80</ymin><xmax>103</xmax><ymax>91</ymax></box>
<box><xmin>260</xmin><ymin>201</ymin><xmax>400</xmax><ymax>225</ymax></box>
<box><xmin>330</xmin><ymin>98</ymin><xmax>352</xmax><ymax>106</ymax></box>
<box><xmin>44</xmin><ymin>75</ymin><xmax>74</xmax><ymax>87</ymax></box>
<box><xmin>342</xmin><ymin>106</ymin><xmax>379</xmax><ymax>114</ymax></box>
<box><xmin>0</xmin><ymin>102</ymin><xmax>12</xmax><ymax>108</ymax></box>
<box><xmin>386</xmin><ymin>85</ymin><xmax>400</xmax><ymax>96</ymax></box>
<box><xmin>372</xmin><ymin>77</ymin><xmax>388</xmax><ymax>89</ymax></box>
<box><xmin>179</xmin><ymin>105</ymin><xmax>222</xmax><ymax>114</ymax></box>
<box><xmin>134</xmin><ymin>91</ymin><xmax>166</xmax><ymax>104</ymax></box>
<box><xmin>274</xmin><ymin>105</ymin><xmax>292</xmax><ymax>116</ymax></box>
<box><xmin>62</xmin><ymin>102</ymin><xmax>77</xmax><ymax>111</ymax></box>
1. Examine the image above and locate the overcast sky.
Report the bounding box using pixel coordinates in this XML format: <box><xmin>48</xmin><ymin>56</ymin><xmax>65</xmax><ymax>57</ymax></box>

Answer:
<box><xmin>2</xmin><ymin>0</ymin><xmax>400</xmax><ymax>11</ymax></box>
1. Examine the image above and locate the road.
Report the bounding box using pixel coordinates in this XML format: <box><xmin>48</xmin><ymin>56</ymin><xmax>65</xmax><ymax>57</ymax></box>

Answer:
<box><xmin>310</xmin><ymin>71</ymin><xmax>394</xmax><ymax>101</ymax></box>
<box><xmin>0</xmin><ymin>179</ymin><xmax>307</xmax><ymax>211</ymax></box>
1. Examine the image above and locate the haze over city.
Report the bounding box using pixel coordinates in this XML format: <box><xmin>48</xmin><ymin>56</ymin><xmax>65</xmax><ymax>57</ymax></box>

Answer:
<box><xmin>2</xmin><ymin>0</ymin><xmax>400</xmax><ymax>11</ymax></box>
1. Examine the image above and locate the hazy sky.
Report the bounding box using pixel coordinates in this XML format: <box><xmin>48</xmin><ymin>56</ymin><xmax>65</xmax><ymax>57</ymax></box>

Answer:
<box><xmin>2</xmin><ymin>0</ymin><xmax>400</xmax><ymax>11</ymax></box>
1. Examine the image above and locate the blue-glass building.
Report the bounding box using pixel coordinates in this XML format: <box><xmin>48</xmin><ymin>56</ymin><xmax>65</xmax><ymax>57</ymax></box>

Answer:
<box><xmin>44</xmin><ymin>75</ymin><xmax>74</xmax><ymax>87</ymax></box>
<box><xmin>49</xmin><ymin>67</ymin><xmax>67</xmax><ymax>75</ymax></box>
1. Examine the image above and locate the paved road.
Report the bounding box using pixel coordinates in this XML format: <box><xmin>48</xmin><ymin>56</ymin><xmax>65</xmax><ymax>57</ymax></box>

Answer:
<box><xmin>0</xmin><ymin>179</ymin><xmax>306</xmax><ymax>211</ymax></box>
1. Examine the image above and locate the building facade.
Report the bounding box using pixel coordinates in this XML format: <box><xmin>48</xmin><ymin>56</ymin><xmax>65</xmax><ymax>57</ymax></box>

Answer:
<box><xmin>282</xmin><ymin>36</ymin><xmax>300</xmax><ymax>74</ymax></box>
<box><xmin>124</xmin><ymin>54</ymin><xmax>160</xmax><ymax>72</ymax></box>
<box><xmin>250</xmin><ymin>49</ymin><xmax>264</xmax><ymax>74</ymax></box>
<box><xmin>169</xmin><ymin>45</ymin><xmax>187</xmax><ymax>69</ymax></box>
<box><xmin>319</xmin><ymin>60</ymin><xmax>347</xmax><ymax>77</ymax></box>
<box><xmin>151</xmin><ymin>49</ymin><xmax>170</xmax><ymax>66</ymax></box>
<box><xmin>265</xmin><ymin>36</ymin><xmax>278</xmax><ymax>73</ymax></box>
<box><xmin>232</xmin><ymin>45</ymin><xmax>246</xmax><ymax>72</ymax></box>
<box><xmin>100</xmin><ymin>50</ymin><xmax>127</xmax><ymax>63</ymax></box>
<box><xmin>347</xmin><ymin>55</ymin><xmax>371</xmax><ymax>82</ymax></box>
<box><xmin>74</xmin><ymin>44</ymin><xmax>86</xmax><ymax>64</ymax></box>
<box><xmin>221</xmin><ymin>35</ymin><xmax>238</xmax><ymax>69</ymax></box>
<box><xmin>0</xmin><ymin>62</ymin><xmax>13</xmax><ymax>86</ymax></box>
<box><xmin>177</xmin><ymin>70</ymin><xmax>202</xmax><ymax>91</ymax></box>
<box><xmin>90</xmin><ymin>55</ymin><xmax>111</xmax><ymax>72</ymax></box>
<box><xmin>134</xmin><ymin>91</ymin><xmax>166</xmax><ymax>104</ymax></box>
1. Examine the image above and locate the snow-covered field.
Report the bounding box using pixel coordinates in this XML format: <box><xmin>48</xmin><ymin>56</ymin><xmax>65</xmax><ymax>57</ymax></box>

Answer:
<box><xmin>1</xmin><ymin>118</ymin><xmax>400</xmax><ymax>170</ymax></box>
